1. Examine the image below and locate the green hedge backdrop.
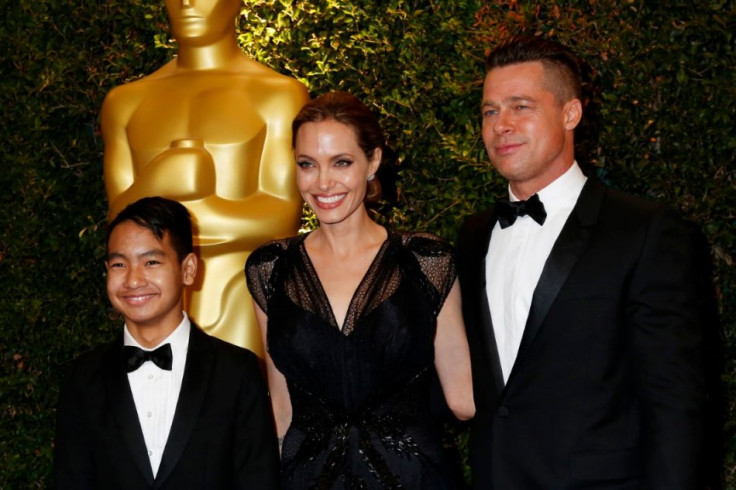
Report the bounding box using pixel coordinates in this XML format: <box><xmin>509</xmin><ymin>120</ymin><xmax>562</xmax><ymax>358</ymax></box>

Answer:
<box><xmin>1</xmin><ymin>0</ymin><xmax>734</xmax><ymax>487</ymax></box>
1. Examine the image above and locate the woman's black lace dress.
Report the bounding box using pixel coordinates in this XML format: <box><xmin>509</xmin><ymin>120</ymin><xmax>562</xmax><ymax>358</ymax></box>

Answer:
<box><xmin>246</xmin><ymin>229</ymin><xmax>458</xmax><ymax>489</ymax></box>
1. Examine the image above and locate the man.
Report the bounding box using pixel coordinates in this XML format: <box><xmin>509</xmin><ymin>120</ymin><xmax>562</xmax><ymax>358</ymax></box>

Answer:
<box><xmin>54</xmin><ymin>197</ymin><xmax>279</xmax><ymax>489</ymax></box>
<box><xmin>457</xmin><ymin>36</ymin><xmax>704</xmax><ymax>488</ymax></box>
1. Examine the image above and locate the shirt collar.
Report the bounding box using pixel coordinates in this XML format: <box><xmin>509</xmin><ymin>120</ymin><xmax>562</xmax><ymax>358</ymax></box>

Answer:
<box><xmin>123</xmin><ymin>312</ymin><xmax>191</xmax><ymax>363</ymax></box>
<box><xmin>509</xmin><ymin>161</ymin><xmax>587</xmax><ymax>214</ymax></box>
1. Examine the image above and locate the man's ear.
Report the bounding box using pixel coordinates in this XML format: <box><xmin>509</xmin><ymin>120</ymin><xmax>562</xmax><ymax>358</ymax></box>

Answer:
<box><xmin>564</xmin><ymin>98</ymin><xmax>583</xmax><ymax>130</ymax></box>
<box><xmin>182</xmin><ymin>253</ymin><xmax>198</xmax><ymax>286</ymax></box>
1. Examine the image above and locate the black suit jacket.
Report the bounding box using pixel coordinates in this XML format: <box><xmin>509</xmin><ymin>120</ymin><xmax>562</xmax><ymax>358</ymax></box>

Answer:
<box><xmin>54</xmin><ymin>324</ymin><xmax>279</xmax><ymax>489</ymax></box>
<box><xmin>457</xmin><ymin>178</ymin><xmax>704</xmax><ymax>489</ymax></box>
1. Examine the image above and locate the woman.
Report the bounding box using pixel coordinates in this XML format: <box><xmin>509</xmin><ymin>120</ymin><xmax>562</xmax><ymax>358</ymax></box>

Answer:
<box><xmin>246</xmin><ymin>91</ymin><xmax>474</xmax><ymax>489</ymax></box>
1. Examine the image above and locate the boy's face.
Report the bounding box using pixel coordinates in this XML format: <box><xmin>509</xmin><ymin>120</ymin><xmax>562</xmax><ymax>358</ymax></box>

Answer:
<box><xmin>106</xmin><ymin>220</ymin><xmax>196</xmax><ymax>336</ymax></box>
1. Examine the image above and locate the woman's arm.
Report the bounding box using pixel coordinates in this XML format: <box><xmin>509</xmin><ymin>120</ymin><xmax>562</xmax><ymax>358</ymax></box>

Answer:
<box><xmin>434</xmin><ymin>279</ymin><xmax>475</xmax><ymax>421</ymax></box>
<box><xmin>253</xmin><ymin>302</ymin><xmax>293</xmax><ymax>454</ymax></box>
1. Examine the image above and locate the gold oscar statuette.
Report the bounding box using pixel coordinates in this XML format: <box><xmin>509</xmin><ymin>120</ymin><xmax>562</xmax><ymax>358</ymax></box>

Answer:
<box><xmin>101</xmin><ymin>0</ymin><xmax>309</xmax><ymax>356</ymax></box>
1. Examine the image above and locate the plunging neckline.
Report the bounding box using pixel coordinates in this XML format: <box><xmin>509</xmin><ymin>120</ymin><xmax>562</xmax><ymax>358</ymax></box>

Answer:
<box><xmin>298</xmin><ymin>230</ymin><xmax>392</xmax><ymax>335</ymax></box>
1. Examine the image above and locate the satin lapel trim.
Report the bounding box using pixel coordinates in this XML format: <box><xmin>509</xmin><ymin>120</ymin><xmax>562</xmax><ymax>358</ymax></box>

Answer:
<box><xmin>155</xmin><ymin>325</ymin><xmax>213</xmax><ymax>485</ymax></box>
<box><xmin>474</xmin><ymin>209</ymin><xmax>506</xmax><ymax>397</ymax></box>
<box><xmin>478</xmin><ymin>280</ymin><xmax>506</xmax><ymax>398</ymax></box>
<box><xmin>512</xmin><ymin>179</ymin><xmax>604</xmax><ymax>376</ymax></box>
<box><xmin>104</xmin><ymin>341</ymin><xmax>155</xmax><ymax>485</ymax></box>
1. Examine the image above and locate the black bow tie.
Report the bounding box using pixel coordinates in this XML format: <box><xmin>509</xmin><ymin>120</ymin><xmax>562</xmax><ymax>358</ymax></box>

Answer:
<box><xmin>123</xmin><ymin>344</ymin><xmax>173</xmax><ymax>372</ymax></box>
<box><xmin>496</xmin><ymin>193</ymin><xmax>547</xmax><ymax>228</ymax></box>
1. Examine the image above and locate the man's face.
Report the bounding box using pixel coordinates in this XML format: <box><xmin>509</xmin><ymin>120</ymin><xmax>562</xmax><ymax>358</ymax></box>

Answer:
<box><xmin>106</xmin><ymin>221</ymin><xmax>196</xmax><ymax>335</ymax></box>
<box><xmin>481</xmin><ymin>61</ymin><xmax>580</xmax><ymax>198</ymax></box>
<box><xmin>164</xmin><ymin>0</ymin><xmax>241</xmax><ymax>46</ymax></box>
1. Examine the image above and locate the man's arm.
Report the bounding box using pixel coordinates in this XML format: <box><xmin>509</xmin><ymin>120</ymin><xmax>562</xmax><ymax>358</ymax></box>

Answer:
<box><xmin>628</xmin><ymin>206</ymin><xmax>705</xmax><ymax>488</ymax></box>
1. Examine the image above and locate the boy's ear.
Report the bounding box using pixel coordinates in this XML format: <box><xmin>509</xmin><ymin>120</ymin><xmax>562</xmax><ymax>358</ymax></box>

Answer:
<box><xmin>182</xmin><ymin>253</ymin><xmax>198</xmax><ymax>286</ymax></box>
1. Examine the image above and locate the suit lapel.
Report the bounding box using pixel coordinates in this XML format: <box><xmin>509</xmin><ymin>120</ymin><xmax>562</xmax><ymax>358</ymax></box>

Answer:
<box><xmin>104</xmin><ymin>338</ymin><xmax>155</xmax><ymax>485</ymax></box>
<box><xmin>467</xmin><ymin>209</ymin><xmax>506</xmax><ymax>399</ymax></box>
<box><xmin>155</xmin><ymin>324</ymin><xmax>213</xmax><ymax>485</ymax></box>
<box><xmin>511</xmin><ymin>178</ymin><xmax>605</xmax><ymax>373</ymax></box>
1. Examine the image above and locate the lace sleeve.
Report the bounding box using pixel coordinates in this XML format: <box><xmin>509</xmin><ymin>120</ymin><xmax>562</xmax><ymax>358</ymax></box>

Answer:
<box><xmin>402</xmin><ymin>232</ymin><xmax>457</xmax><ymax>315</ymax></box>
<box><xmin>245</xmin><ymin>241</ymin><xmax>286</xmax><ymax>315</ymax></box>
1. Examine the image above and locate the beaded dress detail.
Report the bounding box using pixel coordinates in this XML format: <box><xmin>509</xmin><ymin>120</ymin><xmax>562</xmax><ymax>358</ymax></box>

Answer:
<box><xmin>246</xmin><ymin>230</ymin><xmax>457</xmax><ymax>489</ymax></box>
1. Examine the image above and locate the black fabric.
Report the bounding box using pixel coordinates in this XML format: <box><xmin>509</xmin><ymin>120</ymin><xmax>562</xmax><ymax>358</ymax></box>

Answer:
<box><xmin>457</xmin><ymin>178</ymin><xmax>705</xmax><ymax>489</ymax></box>
<box><xmin>246</xmin><ymin>230</ymin><xmax>458</xmax><ymax>489</ymax></box>
<box><xmin>495</xmin><ymin>193</ymin><xmax>547</xmax><ymax>228</ymax></box>
<box><xmin>53</xmin><ymin>325</ymin><xmax>280</xmax><ymax>489</ymax></box>
<box><xmin>123</xmin><ymin>344</ymin><xmax>173</xmax><ymax>372</ymax></box>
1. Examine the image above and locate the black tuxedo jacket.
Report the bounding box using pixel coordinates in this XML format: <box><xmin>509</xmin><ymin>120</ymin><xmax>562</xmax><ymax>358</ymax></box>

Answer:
<box><xmin>54</xmin><ymin>324</ymin><xmax>279</xmax><ymax>489</ymax></box>
<box><xmin>457</xmin><ymin>178</ymin><xmax>704</xmax><ymax>489</ymax></box>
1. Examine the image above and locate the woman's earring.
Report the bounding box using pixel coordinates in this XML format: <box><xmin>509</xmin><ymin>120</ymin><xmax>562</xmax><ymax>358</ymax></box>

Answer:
<box><xmin>367</xmin><ymin>174</ymin><xmax>375</xmax><ymax>182</ymax></box>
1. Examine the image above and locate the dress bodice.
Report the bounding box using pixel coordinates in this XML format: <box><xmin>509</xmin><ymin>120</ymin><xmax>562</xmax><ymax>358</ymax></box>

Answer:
<box><xmin>246</xmin><ymin>230</ymin><xmax>457</xmax><ymax>489</ymax></box>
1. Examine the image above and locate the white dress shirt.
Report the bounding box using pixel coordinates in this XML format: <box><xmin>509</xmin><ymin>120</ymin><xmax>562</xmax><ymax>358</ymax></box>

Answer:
<box><xmin>486</xmin><ymin>162</ymin><xmax>587</xmax><ymax>383</ymax></box>
<box><xmin>124</xmin><ymin>312</ymin><xmax>190</xmax><ymax>477</ymax></box>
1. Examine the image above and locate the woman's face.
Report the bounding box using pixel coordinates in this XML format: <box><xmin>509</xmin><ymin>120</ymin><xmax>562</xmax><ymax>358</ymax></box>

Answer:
<box><xmin>294</xmin><ymin>119</ymin><xmax>381</xmax><ymax>227</ymax></box>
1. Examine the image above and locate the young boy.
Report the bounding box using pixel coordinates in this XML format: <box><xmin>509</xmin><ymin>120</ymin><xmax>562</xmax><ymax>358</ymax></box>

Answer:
<box><xmin>54</xmin><ymin>197</ymin><xmax>279</xmax><ymax>489</ymax></box>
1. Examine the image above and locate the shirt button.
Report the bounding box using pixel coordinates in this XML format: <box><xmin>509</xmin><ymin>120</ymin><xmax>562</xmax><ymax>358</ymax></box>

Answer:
<box><xmin>148</xmin><ymin>450</ymin><xmax>153</xmax><ymax>456</ymax></box>
<box><xmin>148</xmin><ymin>374</ymin><xmax>154</xmax><ymax>380</ymax></box>
<box><xmin>497</xmin><ymin>406</ymin><xmax>510</xmax><ymax>418</ymax></box>
<box><xmin>147</xmin><ymin>411</ymin><xmax>152</xmax><ymax>418</ymax></box>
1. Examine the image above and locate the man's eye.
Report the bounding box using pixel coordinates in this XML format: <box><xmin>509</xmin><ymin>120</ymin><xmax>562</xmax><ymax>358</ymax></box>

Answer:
<box><xmin>145</xmin><ymin>260</ymin><xmax>161</xmax><ymax>266</ymax></box>
<box><xmin>483</xmin><ymin>109</ymin><xmax>498</xmax><ymax>117</ymax></box>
